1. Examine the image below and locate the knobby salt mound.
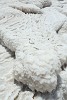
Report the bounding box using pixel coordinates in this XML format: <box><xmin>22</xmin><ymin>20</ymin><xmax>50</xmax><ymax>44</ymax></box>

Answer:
<box><xmin>0</xmin><ymin>0</ymin><xmax>67</xmax><ymax>100</ymax></box>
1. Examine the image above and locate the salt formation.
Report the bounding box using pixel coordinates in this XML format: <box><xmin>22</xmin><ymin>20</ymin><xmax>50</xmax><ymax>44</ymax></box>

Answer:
<box><xmin>19</xmin><ymin>0</ymin><xmax>52</xmax><ymax>8</ymax></box>
<box><xmin>0</xmin><ymin>0</ymin><xmax>67</xmax><ymax>100</ymax></box>
<box><xmin>0</xmin><ymin>44</ymin><xmax>21</xmax><ymax>99</ymax></box>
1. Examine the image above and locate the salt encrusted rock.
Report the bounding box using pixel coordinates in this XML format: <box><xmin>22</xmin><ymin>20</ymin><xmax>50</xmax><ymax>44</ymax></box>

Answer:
<box><xmin>0</xmin><ymin>43</ymin><xmax>64</xmax><ymax>100</ymax></box>
<box><xmin>0</xmin><ymin>45</ymin><xmax>14</xmax><ymax>81</ymax></box>
<box><xmin>0</xmin><ymin>44</ymin><xmax>21</xmax><ymax>100</ymax></box>
<box><xmin>16</xmin><ymin>91</ymin><xmax>34</xmax><ymax>100</ymax></box>
<box><xmin>0</xmin><ymin>0</ymin><xmax>67</xmax><ymax>99</ymax></box>
<box><xmin>0</xmin><ymin>80</ymin><xmax>20</xmax><ymax>100</ymax></box>
<box><xmin>10</xmin><ymin>3</ymin><xmax>42</xmax><ymax>14</ymax></box>
<box><xmin>0</xmin><ymin>7</ymin><xmax>66</xmax><ymax>92</ymax></box>
<box><xmin>41</xmin><ymin>7</ymin><xmax>66</xmax><ymax>31</ymax></box>
<box><xmin>0</xmin><ymin>8</ymin><xmax>66</xmax><ymax>51</ymax></box>
<box><xmin>16</xmin><ymin>91</ymin><xmax>43</xmax><ymax>100</ymax></box>
<box><xmin>14</xmin><ymin>34</ymin><xmax>67</xmax><ymax>92</ymax></box>
<box><xmin>14</xmin><ymin>44</ymin><xmax>61</xmax><ymax>92</ymax></box>
<box><xmin>19</xmin><ymin>0</ymin><xmax>52</xmax><ymax>8</ymax></box>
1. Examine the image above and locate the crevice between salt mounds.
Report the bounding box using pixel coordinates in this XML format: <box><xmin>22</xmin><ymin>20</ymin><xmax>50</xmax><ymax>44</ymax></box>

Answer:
<box><xmin>0</xmin><ymin>39</ymin><xmax>15</xmax><ymax>59</ymax></box>
<box><xmin>5</xmin><ymin>47</ymin><xmax>15</xmax><ymax>59</ymax></box>
<box><xmin>10</xmin><ymin>4</ymin><xmax>43</xmax><ymax>14</ymax></box>
<box><xmin>19</xmin><ymin>0</ymin><xmax>52</xmax><ymax>9</ymax></box>
<box><xmin>61</xmin><ymin>63</ymin><xmax>67</xmax><ymax>71</ymax></box>
<box><xmin>56</xmin><ymin>21</ymin><xmax>66</xmax><ymax>34</ymax></box>
<box><xmin>14</xmin><ymin>75</ymin><xmax>63</xmax><ymax>99</ymax></box>
<box><xmin>10</xmin><ymin>1</ymin><xmax>52</xmax><ymax>14</ymax></box>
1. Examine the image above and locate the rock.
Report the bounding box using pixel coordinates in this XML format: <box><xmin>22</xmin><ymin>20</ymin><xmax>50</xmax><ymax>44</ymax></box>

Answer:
<box><xmin>16</xmin><ymin>91</ymin><xmax>34</xmax><ymax>100</ymax></box>
<box><xmin>10</xmin><ymin>3</ymin><xmax>42</xmax><ymax>14</ymax></box>
<box><xmin>14</xmin><ymin>45</ymin><xmax>61</xmax><ymax>92</ymax></box>
<box><xmin>0</xmin><ymin>80</ymin><xmax>20</xmax><ymax>100</ymax></box>
<box><xmin>19</xmin><ymin>0</ymin><xmax>52</xmax><ymax>8</ymax></box>
<box><xmin>41</xmin><ymin>7</ymin><xmax>66</xmax><ymax>31</ymax></box>
<box><xmin>0</xmin><ymin>44</ymin><xmax>20</xmax><ymax>100</ymax></box>
<box><xmin>0</xmin><ymin>6</ymin><xmax>66</xmax><ymax>92</ymax></box>
<box><xmin>16</xmin><ymin>91</ymin><xmax>43</xmax><ymax>100</ymax></box>
<box><xmin>0</xmin><ymin>45</ymin><xmax>14</xmax><ymax>81</ymax></box>
<box><xmin>0</xmin><ymin>0</ymin><xmax>67</xmax><ymax>99</ymax></box>
<box><xmin>0</xmin><ymin>8</ymin><xmax>66</xmax><ymax>51</ymax></box>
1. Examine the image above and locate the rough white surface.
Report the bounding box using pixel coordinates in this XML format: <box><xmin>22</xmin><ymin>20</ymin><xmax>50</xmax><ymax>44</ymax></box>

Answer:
<box><xmin>59</xmin><ymin>68</ymin><xmax>67</xmax><ymax>100</ymax></box>
<box><xmin>0</xmin><ymin>7</ymin><xmax>66</xmax><ymax>92</ymax></box>
<box><xmin>19</xmin><ymin>0</ymin><xmax>52</xmax><ymax>8</ymax></box>
<box><xmin>10</xmin><ymin>3</ymin><xmax>42</xmax><ymax>14</ymax></box>
<box><xmin>0</xmin><ymin>0</ymin><xmax>67</xmax><ymax>99</ymax></box>
<box><xmin>14</xmin><ymin>47</ymin><xmax>60</xmax><ymax>92</ymax></box>
<box><xmin>58</xmin><ymin>20</ymin><xmax>67</xmax><ymax>34</ymax></box>
<box><xmin>0</xmin><ymin>80</ymin><xmax>20</xmax><ymax>100</ymax></box>
<box><xmin>0</xmin><ymin>44</ymin><xmax>21</xmax><ymax>100</ymax></box>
